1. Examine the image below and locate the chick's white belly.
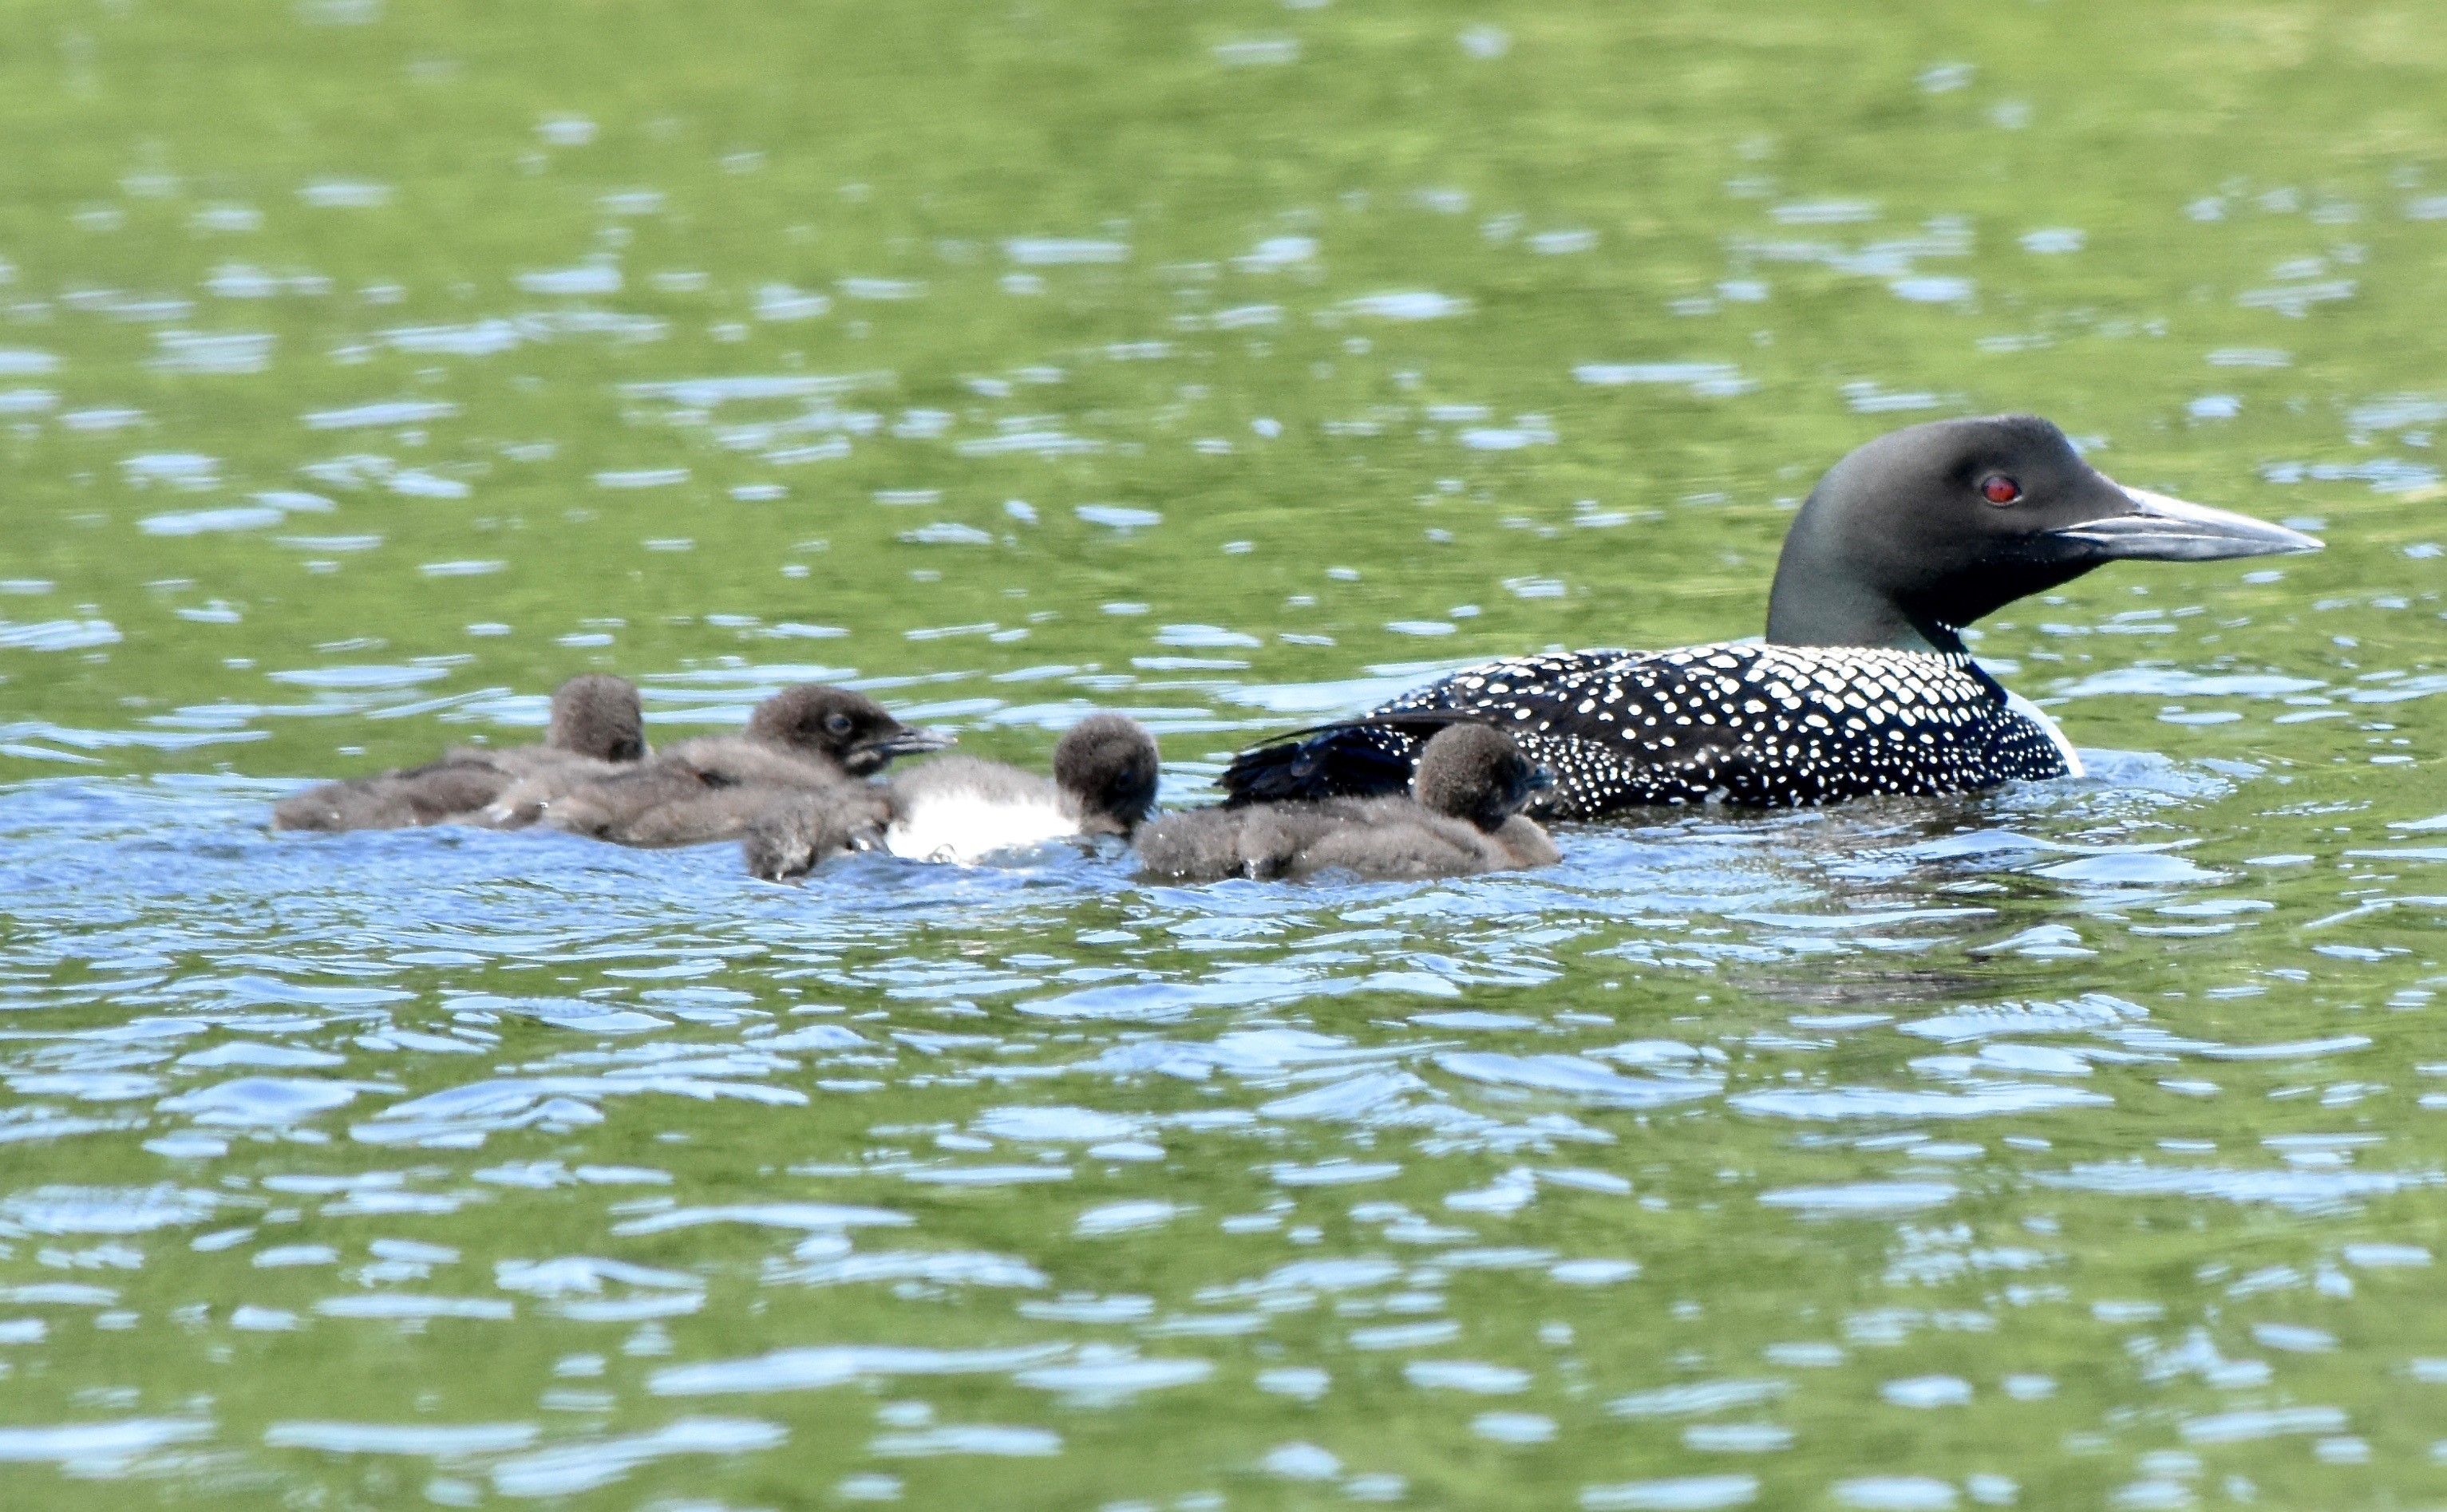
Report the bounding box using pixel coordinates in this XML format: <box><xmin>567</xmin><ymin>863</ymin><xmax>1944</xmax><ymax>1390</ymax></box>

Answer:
<box><xmin>884</xmin><ymin>791</ymin><xmax>1078</xmax><ymax>863</ymax></box>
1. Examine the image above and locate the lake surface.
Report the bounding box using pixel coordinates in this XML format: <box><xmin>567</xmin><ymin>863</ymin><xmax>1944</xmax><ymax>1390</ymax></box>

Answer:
<box><xmin>4</xmin><ymin>1</ymin><xmax>2447</xmax><ymax>1506</ymax></box>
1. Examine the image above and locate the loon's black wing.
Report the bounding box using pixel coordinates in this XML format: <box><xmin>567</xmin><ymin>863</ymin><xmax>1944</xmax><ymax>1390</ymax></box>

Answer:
<box><xmin>1218</xmin><ymin>643</ymin><xmax>2068</xmax><ymax>820</ymax></box>
<box><xmin>1217</xmin><ymin>710</ymin><xmax>1488</xmax><ymax>807</ymax></box>
<box><xmin>1220</xmin><ymin>652</ymin><xmax>1694</xmax><ymax>811</ymax></box>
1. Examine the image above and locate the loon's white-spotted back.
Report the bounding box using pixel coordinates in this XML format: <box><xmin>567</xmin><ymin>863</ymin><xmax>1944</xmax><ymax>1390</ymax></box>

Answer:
<box><xmin>1220</xmin><ymin>414</ymin><xmax>2315</xmax><ymax>817</ymax></box>
<box><xmin>1230</xmin><ymin>642</ymin><xmax>2069</xmax><ymax>820</ymax></box>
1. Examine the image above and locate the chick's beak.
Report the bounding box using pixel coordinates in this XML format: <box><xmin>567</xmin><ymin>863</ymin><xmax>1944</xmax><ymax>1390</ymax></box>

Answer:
<box><xmin>861</xmin><ymin>725</ymin><xmax>957</xmax><ymax>760</ymax></box>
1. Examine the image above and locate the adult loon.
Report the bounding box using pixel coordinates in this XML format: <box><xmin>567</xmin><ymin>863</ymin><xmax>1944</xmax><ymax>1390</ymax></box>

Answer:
<box><xmin>1220</xmin><ymin>415</ymin><xmax>2321</xmax><ymax>819</ymax></box>
<box><xmin>1140</xmin><ymin>722</ymin><xmax>1560</xmax><ymax>881</ymax></box>
<box><xmin>272</xmin><ymin>673</ymin><xmax>646</xmax><ymax>832</ymax></box>
<box><xmin>528</xmin><ymin>684</ymin><xmax>949</xmax><ymax>847</ymax></box>
<box><xmin>743</xmin><ymin>713</ymin><xmax>1162</xmax><ymax>877</ymax></box>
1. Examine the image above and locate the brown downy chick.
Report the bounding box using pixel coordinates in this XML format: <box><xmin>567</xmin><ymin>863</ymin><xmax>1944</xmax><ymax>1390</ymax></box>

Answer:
<box><xmin>539</xmin><ymin>684</ymin><xmax>948</xmax><ymax>847</ymax></box>
<box><xmin>878</xmin><ymin>713</ymin><xmax>1160</xmax><ymax>864</ymax></box>
<box><xmin>1135</xmin><ymin>722</ymin><xmax>1557</xmax><ymax>882</ymax></box>
<box><xmin>272</xmin><ymin>673</ymin><xmax>646</xmax><ymax>832</ymax></box>
<box><xmin>740</xmin><ymin>786</ymin><xmax>892</xmax><ymax>882</ymax></box>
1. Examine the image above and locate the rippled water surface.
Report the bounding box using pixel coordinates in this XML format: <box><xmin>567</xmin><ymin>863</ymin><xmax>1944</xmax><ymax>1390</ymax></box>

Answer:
<box><xmin>6</xmin><ymin>2</ymin><xmax>2447</xmax><ymax>1506</ymax></box>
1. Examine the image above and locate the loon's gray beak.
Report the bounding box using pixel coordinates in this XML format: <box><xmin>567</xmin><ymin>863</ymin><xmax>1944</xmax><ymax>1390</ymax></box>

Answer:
<box><xmin>864</xmin><ymin>726</ymin><xmax>957</xmax><ymax>760</ymax></box>
<box><xmin>2050</xmin><ymin>483</ymin><xmax>2324</xmax><ymax>562</ymax></box>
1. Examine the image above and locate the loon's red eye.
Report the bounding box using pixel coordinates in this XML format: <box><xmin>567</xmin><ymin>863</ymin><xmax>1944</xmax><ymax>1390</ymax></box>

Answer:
<box><xmin>1980</xmin><ymin>475</ymin><xmax>2022</xmax><ymax>505</ymax></box>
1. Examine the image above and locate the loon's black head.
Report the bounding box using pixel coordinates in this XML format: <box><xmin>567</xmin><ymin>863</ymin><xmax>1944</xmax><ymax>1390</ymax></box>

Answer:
<box><xmin>747</xmin><ymin>684</ymin><xmax>954</xmax><ymax>776</ymax></box>
<box><xmin>1054</xmin><ymin>713</ymin><xmax>1162</xmax><ymax>834</ymax></box>
<box><xmin>1765</xmin><ymin>414</ymin><xmax>2321</xmax><ymax>654</ymax></box>
<box><xmin>548</xmin><ymin>674</ymin><xmax>648</xmax><ymax>764</ymax></box>
<box><xmin>1414</xmin><ymin>723</ymin><xmax>1552</xmax><ymax>833</ymax></box>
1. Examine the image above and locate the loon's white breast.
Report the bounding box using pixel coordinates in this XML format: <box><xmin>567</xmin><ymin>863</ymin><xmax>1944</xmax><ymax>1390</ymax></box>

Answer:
<box><xmin>2000</xmin><ymin>685</ymin><xmax>2085</xmax><ymax>779</ymax></box>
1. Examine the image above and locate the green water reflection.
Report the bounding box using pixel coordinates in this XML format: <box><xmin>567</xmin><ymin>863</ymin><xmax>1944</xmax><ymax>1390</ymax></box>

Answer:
<box><xmin>3</xmin><ymin>1</ymin><xmax>2447</xmax><ymax>1508</ymax></box>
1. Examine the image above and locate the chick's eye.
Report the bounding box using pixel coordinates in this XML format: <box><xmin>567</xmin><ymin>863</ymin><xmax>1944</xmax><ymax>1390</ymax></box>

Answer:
<box><xmin>824</xmin><ymin>713</ymin><xmax>853</xmax><ymax>735</ymax></box>
<box><xmin>1979</xmin><ymin>475</ymin><xmax>2022</xmax><ymax>505</ymax></box>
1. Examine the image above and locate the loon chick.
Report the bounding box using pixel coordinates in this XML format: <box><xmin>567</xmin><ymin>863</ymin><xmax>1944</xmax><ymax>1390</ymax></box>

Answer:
<box><xmin>536</xmin><ymin>684</ymin><xmax>949</xmax><ymax>847</ymax></box>
<box><xmin>741</xmin><ymin>714</ymin><xmax>1159</xmax><ymax>878</ymax></box>
<box><xmin>1220</xmin><ymin>414</ymin><xmax>2322</xmax><ymax>819</ymax></box>
<box><xmin>271</xmin><ymin>673</ymin><xmax>646</xmax><ymax>832</ymax></box>
<box><xmin>740</xmin><ymin>788</ymin><xmax>892</xmax><ymax>882</ymax></box>
<box><xmin>1139</xmin><ymin>723</ymin><xmax>1560</xmax><ymax>882</ymax></box>
<box><xmin>878</xmin><ymin>713</ymin><xmax>1162</xmax><ymax>864</ymax></box>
